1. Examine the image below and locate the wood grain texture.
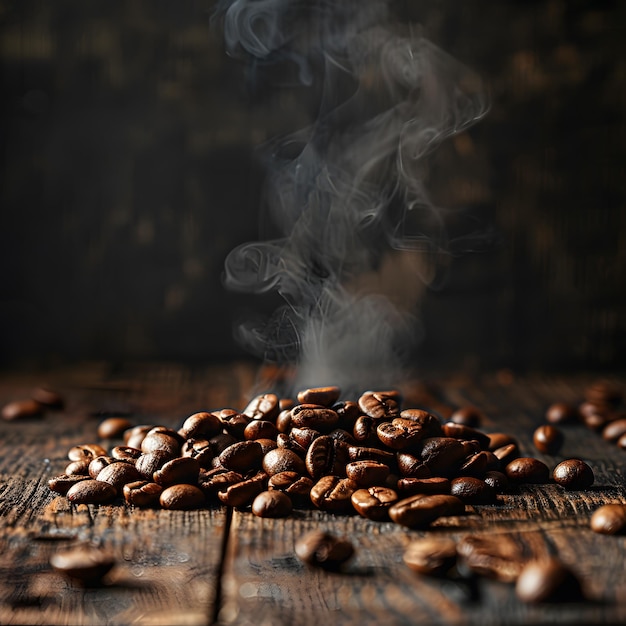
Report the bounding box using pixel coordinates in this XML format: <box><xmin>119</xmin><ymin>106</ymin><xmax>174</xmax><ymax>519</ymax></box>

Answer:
<box><xmin>0</xmin><ymin>364</ymin><xmax>625</xmax><ymax>625</ymax></box>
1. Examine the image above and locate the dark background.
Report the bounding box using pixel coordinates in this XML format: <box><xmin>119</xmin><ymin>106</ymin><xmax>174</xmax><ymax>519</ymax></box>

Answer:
<box><xmin>0</xmin><ymin>0</ymin><xmax>624</xmax><ymax>375</ymax></box>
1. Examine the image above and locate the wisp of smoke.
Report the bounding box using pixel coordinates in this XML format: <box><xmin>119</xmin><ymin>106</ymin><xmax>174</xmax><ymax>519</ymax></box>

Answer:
<box><xmin>213</xmin><ymin>0</ymin><xmax>489</xmax><ymax>395</ymax></box>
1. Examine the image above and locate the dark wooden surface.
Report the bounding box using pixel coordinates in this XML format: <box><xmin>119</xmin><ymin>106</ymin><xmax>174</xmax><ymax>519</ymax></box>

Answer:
<box><xmin>1</xmin><ymin>362</ymin><xmax>626</xmax><ymax>625</ymax></box>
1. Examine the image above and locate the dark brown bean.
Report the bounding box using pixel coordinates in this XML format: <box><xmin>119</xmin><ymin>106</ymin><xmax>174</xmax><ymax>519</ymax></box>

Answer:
<box><xmin>492</xmin><ymin>443</ymin><xmax>519</xmax><ymax>466</ymax></box>
<box><xmin>347</xmin><ymin>445</ymin><xmax>395</xmax><ymax>465</ymax></box>
<box><xmin>350</xmin><ymin>486</ymin><xmax>398</xmax><ymax>520</ymax></box>
<box><xmin>110</xmin><ymin>446</ymin><xmax>143</xmax><ymax>462</ymax></box>
<box><xmin>456</xmin><ymin>534</ymin><xmax>525</xmax><ymax>583</ymax></box>
<box><xmin>441</xmin><ymin>422</ymin><xmax>491</xmax><ymax>449</ymax></box>
<box><xmin>396</xmin><ymin>452</ymin><xmax>430</xmax><ymax>478</ymax></box>
<box><xmin>352</xmin><ymin>415</ymin><xmax>380</xmax><ymax>446</ymax></box>
<box><xmin>310</xmin><ymin>476</ymin><xmax>358</xmax><ymax>514</ymax></box>
<box><xmin>294</xmin><ymin>530</ymin><xmax>354</xmax><ymax>571</ymax></box>
<box><xmin>178</xmin><ymin>412</ymin><xmax>222</xmax><ymax>439</ymax></box>
<box><xmin>290</xmin><ymin>426</ymin><xmax>321</xmax><ymax>449</ymax></box>
<box><xmin>418</xmin><ymin>437</ymin><xmax>468</xmax><ymax>477</ymax></box>
<box><xmin>403</xmin><ymin>537</ymin><xmax>457</xmax><ymax>576</ymax></box>
<box><xmin>450</xmin><ymin>477</ymin><xmax>496</xmax><ymax>504</ymax></box>
<box><xmin>255</xmin><ymin>438</ymin><xmax>278</xmax><ymax>455</ymax></box>
<box><xmin>458</xmin><ymin>451</ymin><xmax>491</xmax><ymax>478</ymax></box>
<box><xmin>388</xmin><ymin>493</ymin><xmax>465</xmax><ymax>528</ymax></box>
<box><xmin>358</xmin><ymin>390</ymin><xmax>400</xmax><ymax>419</ymax></box>
<box><xmin>181</xmin><ymin>438</ymin><xmax>214</xmax><ymax>468</ymax></box>
<box><xmin>333</xmin><ymin>401</ymin><xmax>362</xmax><ymax>430</ymax></box>
<box><xmin>65</xmin><ymin>459</ymin><xmax>91</xmax><ymax>476</ymax></box>
<box><xmin>552</xmin><ymin>459</ymin><xmax>594</xmax><ymax>490</ymax></box>
<box><xmin>219</xmin><ymin>440</ymin><xmax>264</xmax><ymax>473</ymax></box>
<box><xmin>66</xmin><ymin>479</ymin><xmax>117</xmax><ymax>504</ymax></box>
<box><xmin>32</xmin><ymin>386</ymin><xmax>64</xmax><ymax>409</ymax></box>
<box><xmin>48</xmin><ymin>474</ymin><xmax>92</xmax><ymax>495</ymax></box>
<box><xmin>486</xmin><ymin>432</ymin><xmax>517</xmax><ymax>451</ymax></box>
<box><xmin>290</xmin><ymin>404</ymin><xmax>339</xmax><ymax>431</ymax></box>
<box><xmin>123</xmin><ymin>480</ymin><xmax>163</xmax><ymax>507</ymax></box>
<box><xmin>396</xmin><ymin>477</ymin><xmax>450</xmax><ymax>496</ymax></box>
<box><xmin>88</xmin><ymin>456</ymin><xmax>122</xmax><ymax>479</ymax></box>
<box><xmin>96</xmin><ymin>462</ymin><xmax>142</xmax><ymax>494</ymax></box>
<box><xmin>242</xmin><ymin>393</ymin><xmax>280</xmax><ymax>422</ymax></box>
<box><xmin>399</xmin><ymin>409</ymin><xmax>443</xmax><ymax>437</ymax></box>
<box><xmin>376</xmin><ymin>418</ymin><xmax>426</xmax><ymax>450</ymax></box>
<box><xmin>124</xmin><ymin>425</ymin><xmax>154</xmax><ymax>449</ymax></box>
<box><xmin>590</xmin><ymin>503</ymin><xmax>626</xmax><ymax>535</ymax></box>
<box><xmin>244</xmin><ymin>419</ymin><xmax>278</xmax><ymax>441</ymax></box>
<box><xmin>345</xmin><ymin>460</ymin><xmax>390</xmax><ymax>487</ymax></box>
<box><xmin>215</xmin><ymin>409</ymin><xmax>249</xmax><ymax>438</ymax></box>
<box><xmin>483</xmin><ymin>470</ymin><xmax>509</xmax><ymax>493</ymax></box>
<box><xmin>160</xmin><ymin>484</ymin><xmax>206</xmax><ymax>510</ymax></box>
<box><xmin>545</xmin><ymin>402</ymin><xmax>579</xmax><ymax>425</ymax></box>
<box><xmin>136</xmin><ymin>450</ymin><xmax>173</xmax><ymax>480</ymax></box>
<box><xmin>97</xmin><ymin>417</ymin><xmax>133</xmax><ymax>440</ymax></box>
<box><xmin>532</xmin><ymin>424</ymin><xmax>564</xmax><ymax>455</ymax></box>
<box><xmin>505</xmin><ymin>457</ymin><xmax>550</xmax><ymax>484</ymax></box>
<box><xmin>153</xmin><ymin>457</ymin><xmax>200</xmax><ymax>487</ymax></box>
<box><xmin>1</xmin><ymin>399</ymin><xmax>44</xmax><ymax>421</ymax></box>
<box><xmin>602</xmin><ymin>418</ymin><xmax>626</xmax><ymax>443</ymax></box>
<box><xmin>515</xmin><ymin>557</ymin><xmax>584</xmax><ymax>603</ymax></box>
<box><xmin>305</xmin><ymin>435</ymin><xmax>346</xmax><ymax>480</ymax></box>
<box><xmin>140</xmin><ymin>432</ymin><xmax>180</xmax><ymax>457</ymax></box>
<box><xmin>50</xmin><ymin>547</ymin><xmax>115</xmax><ymax>586</ymax></box>
<box><xmin>68</xmin><ymin>444</ymin><xmax>107</xmax><ymax>462</ymax></box>
<box><xmin>267</xmin><ymin>471</ymin><xmax>314</xmax><ymax>504</ymax></box>
<box><xmin>449</xmin><ymin>406</ymin><xmax>484</xmax><ymax>428</ymax></box>
<box><xmin>209</xmin><ymin>432</ymin><xmax>238</xmax><ymax>456</ymax></box>
<box><xmin>198</xmin><ymin>468</ymin><xmax>244</xmax><ymax>498</ymax></box>
<box><xmin>296</xmin><ymin>386</ymin><xmax>341</xmax><ymax>407</ymax></box>
<box><xmin>251</xmin><ymin>490</ymin><xmax>293</xmax><ymax>518</ymax></box>
<box><xmin>262</xmin><ymin>447</ymin><xmax>307</xmax><ymax>476</ymax></box>
<box><xmin>217</xmin><ymin>471</ymin><xmax>267</xmax><ymax>507</ymax></box>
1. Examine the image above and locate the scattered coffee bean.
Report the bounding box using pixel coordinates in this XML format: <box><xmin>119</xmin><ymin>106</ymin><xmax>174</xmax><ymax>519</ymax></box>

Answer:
<box><xmin>456</xmin><ymin>534</ymin><xmax>525</xmax><ymax>583</ymax></box>
<box><xmin>552</xmin><ymin>459</ymin><xmax>594</xmax><ymax>490</ymax></box>
<box><xmin>2</xmin><ymin>399</ymin><xmax>43</xmax><ymax>421</ymax></box>
<box><xmin>450</xmin><ymin>476</ymin><xmax>496</xmax><ymax>504</ymax></box>
<box><xmin>50</xmin><ymin>547</ymin><xmax>115</xmax><ymax>586</ymax></box>
<box><xmin>32</xmin><ymin>386</ymin><xmax>64</xmax><ymax>409</ymax></box>
<box><xmin>123</xmin><ymin>480</ymin><xmax>163</xmax><ymax>507</ymax></box>
<box><xmin>515</xmin><ymin>557</ymin><xmax>584</xmax><ymax>603</ymax></box>
<box><xmin>68</xmin><ymin>444</ymin><xmax>108</xmax><ymax>462</ymax></box>
<box><xmin>160</xmin><ymin>484</ymin><xmax>206</xmax><ymax>510</ymax></box>
<box><xmin>295</xmin><ymin>530</ymin><xmax>354</xmax><ymax>571</ymax></box>
<box><xmin>532</xmin><ymin>424</ymin><xmax>564</xmax><ymax>455</ymax></box>
<box><xmin>590</xmin><ymin>503</ymin><xmax>626</xmax><ymax>535</ymax></box>
<box><xmin>66</xmin><ymin>479</ymin><xmax>117</xmax><ymax>504</ymax></box>
<box><xmin>545</xmin><ymin>402</ymin><xmax>579</xmax><ymax>425</ymax></box>
<box><xmin>403</xmin><ymin>537</ymin><xmax>457</xmax><ymax>576</ymax></box>
<box><xmin>251</xmin><ymin>490</ymin><xmax>293</xmax><ymax>518</ymax></box>
<box><xmin>97</xmin><ymin>417</ymin><xmax>133</xmax><ymax>440</ymax></box>
<box><xmin>504</xmin><ymin>457</ymin><xmax>550</xmax><ymax>484</ymax></box>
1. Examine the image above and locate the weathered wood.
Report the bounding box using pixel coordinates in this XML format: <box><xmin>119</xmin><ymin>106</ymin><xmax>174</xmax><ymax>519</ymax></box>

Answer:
<box><xmin>1</xmin><ymin>365</ymin><xmax>625</xmax><ymax>625</ymax></box>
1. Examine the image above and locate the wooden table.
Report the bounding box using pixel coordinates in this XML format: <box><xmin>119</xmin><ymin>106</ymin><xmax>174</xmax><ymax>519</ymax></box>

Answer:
<box><xmin>1</xmin><ymin>362</ymin><xmax>625</xmax><ymax>625</ymax></box>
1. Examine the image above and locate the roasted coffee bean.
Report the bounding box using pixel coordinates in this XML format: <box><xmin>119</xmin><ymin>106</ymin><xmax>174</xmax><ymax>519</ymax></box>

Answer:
<box><xmin>290</xmin><ymin>426</ymin><xmax>321</xmax><ymax>449</ymax></box>
<box><xmin>458</xmin><ymin>451</ymin><xmax>491</xmax><ymax>478</ymax></box>
<box><xmin>403</xmin><ymin>537</ymin><xmax>457</xmax><ymax>576</ymax></box>
<box><xmin>297</xmin><ymin>386</ymin><xmax>341</xmax><ymax>407</ymax></box>
<box><xmin>209</xmin><ymin>432</ymin><xmax>238</xmax><ymax>456</ymax></box>
<box><xmin>358</xmin><ymin>390</ymin><xmax>400</xmax><ymax>419</ymax></box>
<box><xmin>219</xmin><ymin>440</ymin><xmax>263</xmax><ymax>473</ymax></box>
<box><xmin>275</xmin><ymin>409</ymin><xmax>292</xmax><ymax>433</ymax></box>
<box><xmin>160</xmin><ymin>484</ymin><xmax>206</xmax><ymax>510</ymax></box>
<box><xmin>198</xmin><ymin>468</ymin><xmax>244</xmax><ymax>498</ymax></box>
<box><xmin>449</xmin><ymin>406</ymin><xmax>484</xmax><ymax>428</ymax></box>
<box><xmin>279</xmin><ymin>397</ymin><xmax>295</xmax><ymax>411</ymax></box>
<box><xmin>295</xmin><ymin>530</ymin><xmax>354</xmax><ymax>571</ymax></box>
<box><xmin>388</xmin><ymin>493</ymin><xmax>465</xmax><ymax>528</ymax></box>
<box><xmin>262</xmin><ymin>447</ymin><xmax>307</xmax><ymax>476</ymax></box>
<box><xmin>1</xmin><ymin>399</ymin><xmax>43</xmax><ymax>421</ymax></box>
<box><xmin>97</xmin><ymin>462</ymin><xmax>142</xmax><ymax>493</ymax></box>
<box><xmin>396</xmin><ymin>477</ymin><xmax>450</xmax><ymax>496</ymax></box>
<box><xmin>486</xmin><ymin>432</ymin><xmax>517</xmax><ymax>451</ymax></box>
<box><xmin>458</xmin><ymin>439</ymin><xmax>482</xmax><ymax>457</ymax></box>
<box><xmin>68</xmin><ymin>444</ymin><xmax>107</xmax><ymax>462</ymax></box>
<box><xmin>48</xmin><ymin>474</ymin><xmax>92</xmax><ymax>495</ymax></box>
<box><xmin>153</xmin><ymin>457</ymin><xmax>200</xmax><ymax>487</ymax></box>
<box><xmin>590</xmin><ymin>503</ymin><xmax>626</xmax><ymax>535</ymax></box>
<box><xmin>450</xmin><ymin>477</ymin><xmax>496</xmax><ymax>504</ymax></box>
<box><xmin>255</xmin><ymin>438</ymin><xmax>278</xmax><ymax>454</ymax></box>
<box><xmin>505</xmin><ymin>457</ymin><xmax>550</xmax><ymax>484</ymax></box>
<box><xmin>441</xmin><ymin>422</ymin><xmax>490</xmax><ymax>449</ymax></box>
<box><xmin>178</xmin><ymin>412</ymin><xmax>222</xmax><ymax>439</ymax></box>
<box><xmin>310</xmin><ymin>476</ymin><xmax>358</xmax><ymax>514</ymax></box>
<box><xmin>124</xmin><ymin>425</ymin><xmax>154</xmax><ymax>449</ymax></box>
<box><xmin>418</xmin><ymin>437</ymin><xmax>468</xmax><ymax>477</ymax></box>
<box><xmin>579</xmin><ymin>402</ymin><xmax>612</xmax><ymax>431</ymax></box>
<box><xmin>268</xmin><ymin>471</ymin><xmax>314</xmax><ymax>504</ymax></box>
<box><xmin>333</xmin><ymin>401</ymin><xmax>362</xmax><ymax>430</ymax></box>
<box><xmin>345</xmin><ymin>460</ymin><xmax>390</xmax><ymax>487</ymax></box>
<box><xmin>584</xmin><ymin>379</ymin><xmax>623</xmax><ymax>407</ymax></box>
<box><xmin>32</xmin><ymin>386</ymin><xmax>64</xmax><ymax>409</ymax></box>
<box><xmin>545</xmin><ymin>402</ymin><xmax>579</xmax><ymax>425</ymax></box>
<box><xmin>396</xmin><ymin>452</ymin><xmax>431</xmax><ymax>478</ymax></box>
<box><xmin>140</xmin><ymin>432</ymin><xmax>180</xmax><ymax>457</ymax></box>
<box><xmin>244</xmin><ymin>419</ymin><xmax>278</xmax><ymax>441</ymax></box>
<box><xmin>492</xmin><ymin>443</ymin><xmax>519</xmax><ymax>465</ymax></box>
<box><xmin>377</xmin><ymin>418</ymin><xmax>426</xmax><ymax>450</ymax></box>
<box><xmin>350</xmin><ymin>486</ymin><xmax>398</xmax><ymax>520</ymax></box>
<box><xmin>618</xmin><ymin>433</ymin><xmax>626</xmax><ymax>450</ymax></box>
<box><xmin>515</xmin><ymin>557</ymin><xmax>584</xmax><ymax>603</ymax></box>
<box><xmin>353</xmin><ymin>415</ymin><xmax>381</xmax><ymax>446</ymax></box>
<box><xmin>110</xmin><ymin>446</ymin><xmax>143</xmax><ymax>462</ymax></box>
<box><xmin>399</xmin><ymin>409</ymin><xmax>443</xmax><ymax>437</ymax></box>
<box><xmin>251</xmin><ymin>490</ymin><xmax>293</xmax><ymax>518</ymax></box>
<box><xmin>65</xmin><ymin>459</ymin><xmax>91</xmax><ymax>476</ymax></box>
<box><xmin>602</xmin><ymin>418</ymin><xmax>626</xmax><ymax>443</ymax></box>
<box><xmin>147</xmin><ymin>426</ymin><xmax>185</xmax><ymax>445</ymax></box>
<box><xmin>181</xmin><ymin>438</ymin><xmax>214</xmax><ymax>468</ymax></box>
<box><xmin>329</xmin><ymin>428</ymin><xmax>356</xmax><ymax>445</ymax></box>
<box><xmin>552</xmin><ymin>459</ymin><xmax>594</xmax><ymax>490</ymax></box>
<box><xmin>97</xmin><ymin>417</ymin><xmax>133</xmax><ymax>440</ymax></box>
<box><xmin>347</xmin><ymin>445</ymin><xmax>396</xmax><ymax>466</ymax></box>
<box><xmin>290</xmin><ymin>404</ymin><xmax>339</xmax><ymax>431</ymax></box>
<box><xmin>276</xmin><ymin>433</ymin><xmax>307</xmax><ymax>456</ymax></box>
<box><xmin>88</xmin><ymin>456</ymin><xmax>121</xmax><ymax>479</ymax></box>
<box><xmin>456</xmin><ymin>533</ymin><xmax>525</xmax><ymax>583</ymax></box>
<box><xmin>136</xmin><ymin>450</ymin><xmax>173</xmax><ymax>480</ymax></box>
<box><xmin>242</xmin><ymin>393</ymin><xmax>280</xmax><ymax>422</ymax></box>
<box><xmin>483</xmin><ymin>470</ymin><xmax>509</xmax><ymax>493</ymax></box>
<box><xmin>217</xmin><ymin>471</ymin><xmax>267</xmax><ymax>507</ymax></box>
<box><xmin>123</xmin><ymin>480</ymin><xmax>163</xmax><ymax>507</ymax></box>
<box><xmin>306</xmin><ymin>435</ymin><xmax>347</xmax><ymax>480</ymax></box>
<box><xmin>50</xmin><ymin>547</ymin><xmax>115</xmax><ymax>586</ymax></box>
<box><xmin>66</xmin><ymin>479</ymin><xmax>117</xmax><ymax>504</ymax></box>
<box><xmin>215</xmin><ymin>409</ymin><xmax>249</xmax><ymax>438</ymax></box>
<box><xmin>532</xmin><ymin>424</ymin><xmax>564</xmax><ymax>455</ymax></box>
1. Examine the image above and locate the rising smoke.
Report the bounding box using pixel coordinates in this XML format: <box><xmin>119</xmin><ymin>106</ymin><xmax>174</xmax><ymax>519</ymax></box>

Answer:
<box><xmin>213</xmin><ymin>0</ymin><xmax>489</xmax><ymax>395</ymax></box>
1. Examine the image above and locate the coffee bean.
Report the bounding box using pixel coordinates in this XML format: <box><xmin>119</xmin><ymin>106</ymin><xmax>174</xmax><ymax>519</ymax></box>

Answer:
<box><xmin>345</xmin><ymin>460</ymin><xmax>390</xmax><ymax>487</ymax></box>
<box><xmin>388</xmin><ymin>493</ymin><xmax>465</xmax><ymax>528</ymax></box>
<box><xmin>532</xmin><ymin>425</ymin><xmax>564</xmax><ymax>455</ymax></box>
<box><xmin>296</xmin><ymin>386</ymin><xmax>341</xmax><ymax>407</ymax></box>
<box><xmin>403</xmin><ymin>537</ymin><xmax>457</xmax><ymax>576</ymax></box>
<box><xmin>515</xmin><ymin>557</ymin><xmax>584</xmax><ymax>603</ymax></box>
<box><xmin>153</xmin><ymin>457</ymin><xmax>200</xmax><ymax>487</ymax></box>
<box><xmin>217</xmin><ymin>471</ymin><xmax>267</xmax><ymax>507</ymax></box>
<box><xmin>552</xmin><ymin>459</ymin><xmax>594</xmax><ymax>490</ymax></box>
<box><xmin>178</xmin><ymin>412</ymin><xmax>222</xmax><ymax>439</ymax></box>
<box><xmin>215</xmin><ymin>409</ymin><xmax>249</xmax><ymax>438</ymax></box>
<box><xmin>66</xmin><ymin>479</ymin><xmax>117</xmax><ymax>504</ymax></box>
<box><xmin>376</xmin><ymin>418</ymin><xmax>426</xmax><ymax>450</ymax></box>
<box><xmin>124</xmin><ymin>425</ymin><xmax>154</xmax><ymax>449</ymax></box>
<box><xmin>486</xmin><ymin>432</ymin><xmax>517</xmax><ymax>451</ymax></box>
<box><xmin>458</xmin><ymin>451</ymin><xmax>492</xmax><ymax>478</ymax></box>
<box><xmin>181</xmin><ymin>438</ymin><xmax>214</xmax><ymax>468</ymax></box>
<box><xmin>350</xmin><ymin>486</ymin><xmax>398</xmax><ymax>520</ymax></box>
<box><xmin>396</xmin><ymin>476</ymin><xmax>450</xmax><ymax>496</ymax></box>
<box><xmin>295</xmin><ymin>530</ymin><xmax>354</xmax><ymax>571</ymax></box>
<box><xmin>332</xmin><ymin>401</ymin><xmax>362</xmax><ymax>430</ymax></box>
<box><xmin>305</xmin><ymin>435</ymin><xmax>346</xmax><ymax>480</ymax></box>
<box><xmin>255</xmin><ymin>438</ymin><xmax>278</xmax><ymax>454</ymax></box>
<box><xmin>483</xmin><ymin>470</ymin><xmax>509</xmax><ymax>493</ymax></box>
<box><xmin>450</xmin><ymin>477</ymin><xmax>496</xmax><ymax>504</ymax></box>
<box><xmin>441</xmin><ymin>422</ymin><xmax>491</xmax><ymax>449</ymax></box>
<box><xmin>160</xmin><ymin>484</ymin><xmax>206</xmax><ymax>510</ymax></box>
<box><xmin>492</xmin><ymin>443</ymin><xmax>520</xmax><ymax>466</ymax></box>
<box><xmin>602</xmin><ymin>418</ymin><xmax>626</xmax><ymax>443</ymax></box>
<box><xmin>97</xmin><ymin>417</ymin><xmax>133</xmax><ymax>440</ymax></box>
<box><xmin>584</xmin><ymin>379</ymin><xmax>623</xmax><ymax>407</ymax></box>
<box><xmin>65</xmin><ymin>459</ymin><xmax>91</xmax><ymax>476</ymax></box>
<box><xmin>545</xmin><ymin>402</ymin><xmax>579</xmax><ymax>425</ymax></box>
<box><xmin>290</xmin><ymin>404</ymin><xmax>339</xmax><ymax>431</ymax></box>
<box><xmin>32</xmin><ymin>386</ymin><xmax>64</xmax><ymax>409</ymax></box>
<box><xmin>209</xmin><ymin>432</ymin><xmax>238</xmax><ymax>456</ymax></box>
<box><xmin>268</xmin><ymin>471</ymin><xmax>314</xmax><ymax>504</ymax></box>
<box><xmin>50</xmin><ymin>547</ymin><xmax>115</xmax><ymax>586</ymax></box>
<box><xmin>352</xmin><ymin>415</ymin><xmax>381</xmax><ymax>446</ymax></box>
<box><xmin>140</xmin><ymin>432</ymin><xmax>180</xmax><ymax>457</ymax></box>
<box><xmin>123</xmin><ymin>480</ymin><xmax>163</xmax><ymax>507</ymax></box>
<box><xmin>251</xmin><ymin>490</ymin><xmax>293</xmax><ymax>518</ymax></box>
<box><xmin>590</xmin><ymin>503</ymin><xmax>626</xmax><ymax>535</ymax></box>
<box><xmin>88</xmin><ymin>456</ymin><xmax>121</xmax><ymax>479</ymax></box>
<box><xmin>449</xmin><ymin>406</ymin><xmax>484</xmax><ymax>428</ymax></box>
<box><xmin>242</xmin><ymin>393</ymin><xmax>280</xmax><ymax>422</ymax></box>
<box><xmin>579</xmin><ymin>402</ymin><xmax>612</xmax><ymax>431</ymax></box>
<box><xmin>262</xmin><ymin>447</ymin><xmax>307</xmax><ymax>476</ymax></box>
<box><xmin>110</xmin><ymin>446</ymin><xmax>143</xmax><ymax>462</ymax></box>
<box><xmin>310</xmin><ymin>476</ymin><xmax>358</xmax><ymax>514</ymax></box>
<box><xmin>68</xmin><ymin>444</ymin><xmax>107</xmax><ymax>462</ymax></box>
<box><xmin>399</xmin><ymin>409</ymin><xmax>443</xmax><ymax>437</ymax></box>
<box><xmin>244</xmin><ymin>419</ymin><xmax>278</xmax><ymax>441</ymax></box>
<box><xmin>358</xmin><ymin>390</ymin><xmax>400</xmax><ymax>419</ymax></box>
<box><xmin>290</xmin><ymin>426</ymin><xmax>322</xmax><ymax>450</ymax></box>
<box><xmin>48</xmin><ymin>474</ymin><xmax>92</xmax><ymax>495</ymax></box>
<box><xmin>198</xmin><ymin>468</ymin><xmax>244</xmax><ymax>498</ymax></box>
<box><xmin>418</xmin><ymin>437</ymin><xmax>468</xmax><ymax>477</ymax></box>
<box><xmin>1</xmin><ymin>399</ymin><xmax>43</xmax><ymax>421</ymax></box>
<box><xmin>504</xmin><ymin>457</ymin><xmax>550</xmax><ymax>484</ymax></box>
<box><xmin>219</xmin><ymin>440</ymin><xmax>264</xmax><ymax>473</ymax></box>
<box><xmin>97</xmin><ymin>462</ymin><xmax>142</xmax><ymax>494</ymax></box>
<box><xmin>275</xmin><ymin>409</ymin><xmax>293</xmax><ymax>433</ymax></box>
<box><xmin>136</xmin><ymin>450</ymin><xmax>173</xmax><ymax>480</ymax></box>
<box><xmin>456</xmin><ymin>534</ymin><xmax>525</xmax><ymax>583</ymax></box>
<box><xmin>396</xmin><ymin>452</ymin><xmax>431</xmax><ymax>478</ymax></box>
<box><xmin>347</xmin><ymin>445</ymin><xmax>395</xmax><ymax>466</ymax></box>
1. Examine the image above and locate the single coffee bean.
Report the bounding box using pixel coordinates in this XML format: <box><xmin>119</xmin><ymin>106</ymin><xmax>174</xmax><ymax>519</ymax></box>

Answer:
<box><xmin>441</xmin><ymin>422</ymin><xmax>491</xmax><ymax>449</ymax></box>
<box><xmin>492</xmin><ymin>443</ymin><xmax>520</xmax><ymax>466</ymax></box>
<box><xmin>486</xmin><ymin>432</ymin><xmax>517</xmax><ymax>451</ymax></box>
<box><xmin>123</xmin><ymin>480</ymin><xmax>163</xmax><ymax>507</ymax></box>
<box><xmin>350</xmin><ymin>486</ymin><xmax>398</xmax><ymax>520</ymax></box>
<box><xmin>515</xmin><ymin>557</ymin><xmax>584</xmax><ymax>603</ymax></box>
<box><xmin>153</xmin><ymin>457</ymin><xmax>200</xmax><ymax>487</ymax></box>
<box><xmin>48</xmin><ymin>474</ymin><xmax>92</xmax><ymax>495</ymax></box>
<box><xmin>255</xmin><ymin>438</ymin><xmax>278</xmax><ymax>454</ymax></box>
<box><xmin>178</xmin><ymin>412</ymin><xmax>222</xmax><ymax>439</ymax></box>
<box><xmin>32</xmin><ymin>386</ymin><xmax>64</xmax><ymax>409</ymax></box>
<box><xmin>376</xmin><ymin>418</ymin><xmax>426</xmax><ymax>450</ymax></box>
<box><xmin>97</xmin><ymin>417</ymin><xmax>133</xmax><ymax>440</ymax></box>
<box><xmin>124</xmin><ymin>425</ymin><xmax>154</xmax><ymax>449</ymax></box>
<box><xmin>590</xmin><ymin>503</ymin><xmax>626</xmax><ymax>535</ymax></box>
<box><xmin>290</xmin><ymin>426</ymin><xmax>322</xmax><ymax>449</ymax></box>
<box><xmin>403</xmin><ymin>537</ymin><xmax>457</xmax><ymax>576</ymax></box>
<box><xmin>276</xmin><ymin>433</ymin><xmax>307</xmax><ymax>456</ymax></box>
<box><xmin>532</xmin><ymin>424</ymin><xmax>564</xmax><ymax>455</ymax></box>
<box><xmin>209</xmin><ymin>432</ymin><xmax>238</xmax><ymax>456</ymax></box>
<box><xmin>65</xmin><ymin>459</ymin><xmax>91</xmax><ymax>476</ymax></box>
<box><xmin>140</xmin><ymin>432</ymin><xmax>180</xmax><ymax>457</ymax></box>
<box><xmin>136</xmin><ymin>450</ymin><xmax>174</xmax><ymax>480</ymax></box>
<box><xmin>110</xmin><ymin>446</ymin><xmax>143</xmax><ymax>462</ymax></box>
<box><xmin>545</xmin><ymin>402</ymin><xmax>579</xmax><ymax>425</ymax></box>
<box><xmin>251</xmin><ymin>490</ymin><xmax>293</xmax><ymax>518</ymax></box>
<box><xmin>160</xmin><ymin>484</ymin><xmax>206</xmax><ymax>510</ymax></box>
<box><xmin>97</xmin><ymin>462</ymin><xmax>142</xmax><ymax>494</ymax></box>
<box><xmin>333</xmin><ymin>401</ymin><xmax>362</xmax><ymax>430</ymax></box>
<box><xmin>450</xmin><ymin>477</ymin><xmax>496</xmax><ymax>504</ymax></box>
<box><xmin>358</xmin><ymin>390</ymin><xmax>400</xmax><ymax>419</ymax></box>
<box><xmin>181</xmin><ymin>438</ymin><xmax>214</xmax><ymax>468</ymax></box>
<box><xmin>458</xmin><ymin>451</ymin><xmax>491</xmax><ymax>478</ymax></box>
<box><xmin>396</xmin><ymin>452</ymin><xmax>431</xmax><ymax>478</ymax></box>
<box><xmin>147</xmin><ymin>425</ymin><xmax>185</xmax><ymax>445</ymax></box>
<box><xmin>388</xmin><ymin>493</ymin><xmax>465</xmax><ymax>528</ymax></box>
<box><xmin>198</xmin><ymin>468</ymin><xmax>244</xmax><ymax>498</ymax></box>
<box><xmin>584</xmin><ymin>379</ymin><xmax>623</xmax><ymax>407</ymax></box>
<box><xmin>505</xmin><ymin>457</ymin><xmax>550</xmax><ymax>484</ymax></box>
<box><xmin>310</xmin><ymin>476</ymin><xmax>358</xmax><ymax>514</ymax></box>
<box><xmin>290</xmin><ymin>404</ymin><xmax>339</xmax><ymax>431</ymax></box>
<box><xmin>449</xmin><ymin>406</ymin><xmax>484</xmax><ymax>428</ymax></box>
<box><xmin>418</xmin><ymin>437</ymin><xmax>468</xmax><ymax>477</ymax></box>
<box><xmin>399</xmin><ymin>409</ymin><xmax>443</xmax><ymax>437</ymax></box>
<box><xmin>456</xmin><ymin>533</ymin><xmax>525</xmax><ymax>583</ymax></box>
<box><xmin>219</xmin><ymin>440</ymin><xmax>264</xmax><ymax>474</ymax></box>
<box><xmin>352</xmin><ymin>415</ymin><xmax>381</xmax><ymax>446</ymax></box>
<box><xmin>552</xmin><ymin>459</ymin><xmax>594</xmax><ymax>490</ymax></box>
<box><xmin>215</xmin><ymin>409</ymin><xmax>249</xmax><ymax>438</ymax></box>
<box><xmin>275</xmin><ymin>409</ymin><xmax>293</xmax><ymax>433</ymax></box>
<box><xmin>305</xmin><ymin>435</ymin><xmax>345</xmax><ymax>480</ymax></box>
<box><xmin>68</xmin><ymin>444</ymin><xmax>107</xmax><ymax>462</ymax></box>
<box><xmin>268</xmin><ymin>471</ymin><xmax>314</xmax><ymax>504</ymax></box>
<box><xmin>602</xmin><ymin>418</ymin><xmax>626</xmax><ymax>443</ymax></box>
<box><xmin>50</xmin><ymin>547</ymin><xmax>115</xmax><ymax>586</ymax></box>
<box><xmin>262</xmin><ymin>447</ymin><xmax>307</xmax><ymax>476</ymax></box>
<box><xmin>579</xmin><ymin>402</ymin><xmax>612</xmax><ymax>431</ymax></box>
<box><xmin>88</xmin><ymin>456</ymin><xmax>122</xmax><ymax>479</ymax></box>
<box><xmin>217</xmin><ymin>471</ymin><xmax>268</xmax><ymax>507</ymax></box>
<box><xmin>1</xmin><ymin>399</ymin><xmax>43</xmax><ymax>421</ymax></box>
<box><xmin>244</xmin><ymin>419</ymin><xmax>278</xmax><ymax>441</ymax></box>
<box><xmin>345</xmin><ymin>460</ymin><xmax>390</xmax><ymax>487</ymax></box>
<box><xmin>297</xmin><ymin>386</ymin><xmax>341</xmax><ymax>407</ymax></box>
<box><xmin>483</xmin><ymin>470</ymin><xmax>509</xmax><ymax>493</ymax></box>
<box><xmin>396</xmin><ymin>477</ymin><xmax>450</xmax><ymax>496</ymax></box>
<box><xmin>295</xmin><ymin>530</ymin><xmax>354</xmax><ymax>571</ymax></box>
<box><xmin>242</xmin><ymin>393</ymin><xmax>280</xmax><ymax>422</ymax></box>
<box><xmin>66</xmin><ymin>479</ymin><xmax>117</xmax><ymax>504</ymax></box>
